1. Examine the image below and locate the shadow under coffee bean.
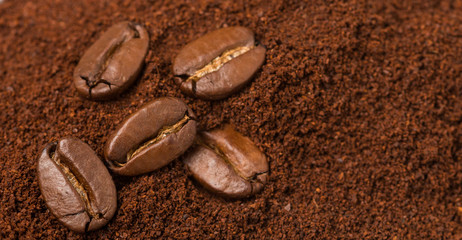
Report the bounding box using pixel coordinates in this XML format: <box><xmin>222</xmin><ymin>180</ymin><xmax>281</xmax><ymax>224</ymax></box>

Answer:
<box><xmin>184</xmin><ymin>125</ymin><xmax>269</xmax><ymax>199</ymax></box>
<box><xmin>73</xmin><ymin>21</ymin><xmax>149</xmax><ymax>101</ymax></box>
<box><xmin>105</xmin><ymin>97</ymin><xmax>197</xmax><ymax>176</ymax></box>
<box><xmin>173</xmin><ymin>26</ymin><xmax>266</xmax><ymax>100</ymax></box>
<box><xmin>37</xmin><ymin>137</ymin><xmax>117</xmax><ymax>233</ymax></box>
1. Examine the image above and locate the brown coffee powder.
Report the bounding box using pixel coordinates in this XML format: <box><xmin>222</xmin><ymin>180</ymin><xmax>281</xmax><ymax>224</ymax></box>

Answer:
<box><xmin>0</xmin><ymin>0</ymin><xmax>461</xmax><ymax>238</ymax></box>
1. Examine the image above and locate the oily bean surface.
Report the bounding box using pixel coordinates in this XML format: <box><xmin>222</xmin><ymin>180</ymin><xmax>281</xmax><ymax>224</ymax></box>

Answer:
<box><xmin>105</xmin><ymin>97</ymin><xmax>197</xmax><ymax>176</ymax></box>
<box><xmin>183</xmin><ymin>125</ymin><xmax>269</xmax><ymax>198</ymax></box>
<box><xmin>37</xmin><ymin>137</ymin><xmax>117</xmax><ymax>233</ymax></box>
<box><xmin>173</xmin><ymin>26</ymin><xmax>266</xmax><ymax>100</ymax></box>
<box><xmin>73</xmin><ymin>21</ymin><xmax>149</xmax><ymax>100</ymax></box>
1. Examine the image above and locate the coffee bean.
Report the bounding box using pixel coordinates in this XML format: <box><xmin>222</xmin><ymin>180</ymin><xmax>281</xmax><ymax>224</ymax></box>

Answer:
<box><xmin>73</xmin><ymin>21</ymin><xmax>149</xmax><ymax>100</ymax></box>
<box><xmin>37</xmin><ymin>137</ymin><xmax>117</xmax><ymax>233</ymax></box>
<box><xmin>183</xmin><ymin>125</ymin><xmax>269</xmax><ymax>198</ymax></box>
<box><xmin>105</xmin><ymin>97</ymin><xmax>197</xmax><ymax>176</ymax></box>
<box><xmin>173</xmin><ymin>26</ymin><xmax>266</xmax><ymax>100</ymax></box>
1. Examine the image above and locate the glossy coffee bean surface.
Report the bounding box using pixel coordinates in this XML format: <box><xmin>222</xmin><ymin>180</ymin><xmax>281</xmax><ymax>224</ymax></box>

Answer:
<box><xmin>105</xmin><ymin>97</ymin><xmax>197</xmax><ymax>176</ymax></box>
<box><xmin>173</xmin><ymin>26</ymin><xmax>266</xmax><ymax>100</ymax></box>
<box><xmin>184</xmin><ymin>125</ymin><xmax>269</xmax><ymax>198</ymax></box>
<box><xmin>37</xmin><ymin>137</ymin><xmax>117</xmax><ymax>233</ymax></box>
<box><xmin>74</xmin><ymin>21</ymin><xmax>149</xmax><ymax>100</ymax></box>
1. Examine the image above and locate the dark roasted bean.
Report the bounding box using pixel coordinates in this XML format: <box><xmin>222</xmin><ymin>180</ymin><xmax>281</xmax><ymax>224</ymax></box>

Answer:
<box><xmin>37</xmin><ymin>137</ymin><xmax>117</xmax><ymax>233</ymax></box>
<box><xmin>74</xmin><ymin>21</ymin><xmax>149</xmax><ymax>100</ymax></box>
<box><xmin>105</xmin><ymin>97</ymin><xmax>197</xmax><ymax>176</ymax></box>
<box><xmin>173</xmin><ymin>26</ymin><xmax>266</xmax><ymax>100</ymax></box>
<box><xmin>183</xmin><ymin>125</ymin><xmax>269</xmax><ymax>198</ymax></box>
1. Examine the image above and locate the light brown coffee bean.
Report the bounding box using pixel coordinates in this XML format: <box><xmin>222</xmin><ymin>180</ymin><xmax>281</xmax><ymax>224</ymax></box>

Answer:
<box><xmin>37</xmin><ymin>137</ymin><xmax>117</xmax><ymax>233</ymax></box>
<box><xmin>74</xmin><ymin>21</ymin><xmax>149</xmax><ymax>100</ymax></box>
<box><xmin>173</xmin><ymin>26</ymin><xmax>266</xmax><ymax>100</ymax></box>
<box><xmin>105</xmin><ymin>97</ymin><xmax>197</xmax><ymax>176</ymax></box>
<box><xmin>183</xmin><ymin>125</ymin><xmax>269</xmax><ymax>198</ymax></box>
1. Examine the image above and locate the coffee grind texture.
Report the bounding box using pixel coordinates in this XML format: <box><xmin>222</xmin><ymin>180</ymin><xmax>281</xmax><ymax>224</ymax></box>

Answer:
<box><xmin>0</xmin><ymin>0</ymin><xmax>461</xmax><ymax>239</ymax></box>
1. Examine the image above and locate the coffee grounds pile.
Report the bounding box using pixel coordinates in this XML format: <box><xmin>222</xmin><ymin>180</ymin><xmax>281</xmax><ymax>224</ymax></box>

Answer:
<box><xmin>1</xmin><ymin>0</ymin><xmax>461</xmax><ymax>238</ymax></box>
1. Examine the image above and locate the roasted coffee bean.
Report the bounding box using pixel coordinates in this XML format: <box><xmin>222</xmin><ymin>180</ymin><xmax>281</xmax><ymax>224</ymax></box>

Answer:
<box><xmin>37</xmin><ymin>137</ymin><xmax>117</xmax><ymax>233</ymax></box>
<box><xmin>183</xmin><ymin>125</ymin><xmax>269</xmax><ymax>198</ymax></box>
<box><xmin>73</xmin><ymin>21</ymin><xmax>149</xmax><ymax>100</ymax></box>
<box><xmin>105</xmin><ymin>97</ymin><xmax>197</xmax><ymax>176</ymax></box>
<box><xmin>173</xmin><ymin>26</ymin><xmax>266</xmax><ymax>100</ymax></box>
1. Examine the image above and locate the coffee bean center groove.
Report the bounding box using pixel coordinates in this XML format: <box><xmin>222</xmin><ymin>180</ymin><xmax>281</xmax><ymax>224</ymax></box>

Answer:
<box><xmin>50</xmin><ymin>150</ymin><xmax>101</xmax><ymax>220</ymax></box>
<box><xmin>121</xmin><ymin>113</ymin><xmax>193</xmax><ymax>164</ymax></box>
<box><xmin>186</xmin><ymin>45</ymin><xmax>254</xmax><ymax>82</ymax></box>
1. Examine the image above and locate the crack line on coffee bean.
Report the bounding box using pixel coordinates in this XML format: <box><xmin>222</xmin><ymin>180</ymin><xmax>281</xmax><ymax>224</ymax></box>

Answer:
<box><xmin>82</xmin><ymin>76</ymin><xmax>117</xmax><ymax>98</ymax></box>
<box><xmin>62</xmin><ymin>209</ymin><xmax>109</xmax><ymax>221</ymax></box>
<box><xmin>183</xmin><ymin>45</ymin><xmax>254</xmax><ymax>83</ymax></box>
<box><xmin>196</xmin><ymin>139</ymin><xmax>263</xmax><ymax>183</ymax></box>
<box><xmin>82</xmin><ymin>76</ymin><xmax>116</xmax><ymax>89</ymax></box>
<box><xmin>50</xmin><ymin>151</ymin><xmax>103</xmax><ymax>221</ymax></box>
<box><xmin>121</xmin><ymin>112</ymin><xmax>193</xmax><ymax>164</ymax></box>
<box><xmin>84</xmin><ymin>221</ymin><xmax>90</xmax><ymax>233</ymax></box>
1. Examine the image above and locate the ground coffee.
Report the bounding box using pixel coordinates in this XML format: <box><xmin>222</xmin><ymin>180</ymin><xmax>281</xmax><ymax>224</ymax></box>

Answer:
<box><xmin>1</xmin><ymin>0</ymin><xmax>461</xmax><ymax>238</ymax></box>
